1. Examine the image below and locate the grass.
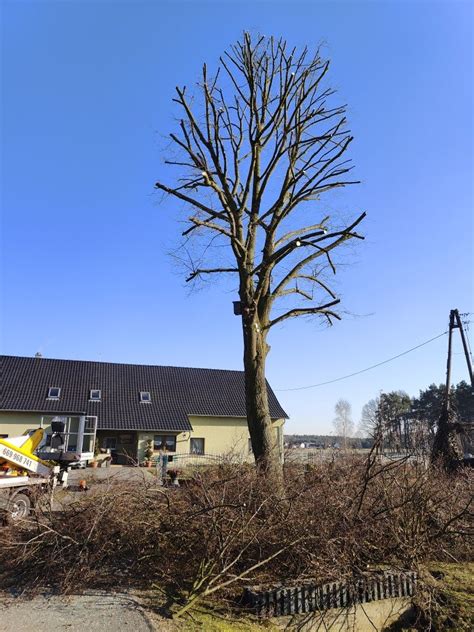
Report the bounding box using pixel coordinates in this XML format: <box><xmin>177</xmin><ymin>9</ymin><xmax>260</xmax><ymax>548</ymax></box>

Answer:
<box><xmin>428</xmin><ymin>562</ymin><xmax>474</xmax><ymax>631</ymax></box>
<box><xmin>179</xmin><ymin>608</ymin><xmax>279</xmax><ymax>631</ymax></box>
<box><xmin>139</xmin><ymin>593</ymin><xmax>279</xmax><ymax>632</ymax></box>
<box><xmin>386</xmin><ymin>562</ymin><xmax>474</xmax><ymax>631</ymax></box>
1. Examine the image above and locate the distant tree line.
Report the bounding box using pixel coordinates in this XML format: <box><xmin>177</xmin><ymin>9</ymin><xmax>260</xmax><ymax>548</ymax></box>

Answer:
<box><xmin>286</xmin><ymin>380</ymin><xmax>473</xmax><ymax>455</ymax></box>
<box><xmin>358</xmin><ymin>381</ymin><xmax>473</xmax><ymax>455</ymax></box>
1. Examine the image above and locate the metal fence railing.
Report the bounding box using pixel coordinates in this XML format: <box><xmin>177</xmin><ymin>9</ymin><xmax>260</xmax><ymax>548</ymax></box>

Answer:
<box><xmin>166</xmin><ymin>452</ymin><xmax>251</xmax><ymax>468</ymax></box>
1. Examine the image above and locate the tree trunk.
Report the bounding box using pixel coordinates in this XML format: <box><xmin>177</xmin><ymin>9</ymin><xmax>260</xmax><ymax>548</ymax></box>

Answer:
<box><xmin>432</xmin><ymin>408</ymin><xmax>463</xmax><ymax>470</ymax></box>
<box><xmin>241</xmin><ymin>314</ymin><xmax>283</xmax><ymax>483</ymax></box>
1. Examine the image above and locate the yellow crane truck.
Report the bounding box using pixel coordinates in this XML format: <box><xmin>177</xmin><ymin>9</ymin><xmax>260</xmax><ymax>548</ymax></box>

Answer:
<box><xmin>0</xmin><ymin>416</ymin><xmax>97</xmax><ymax>521</ymax></box>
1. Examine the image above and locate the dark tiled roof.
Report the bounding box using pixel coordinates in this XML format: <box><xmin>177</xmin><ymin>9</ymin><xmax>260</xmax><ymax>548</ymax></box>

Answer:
<box><xmin>0</xmin><ymin>355</ymin><xmax>288</xmax><ymax>432</ymax></box>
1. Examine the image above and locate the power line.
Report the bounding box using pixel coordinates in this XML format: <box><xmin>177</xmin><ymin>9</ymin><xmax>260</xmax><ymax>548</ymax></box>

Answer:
<box><xmin>276</xmin><ymin>331</ymin><xmax>448</xmax><ymax>392</ymax></box>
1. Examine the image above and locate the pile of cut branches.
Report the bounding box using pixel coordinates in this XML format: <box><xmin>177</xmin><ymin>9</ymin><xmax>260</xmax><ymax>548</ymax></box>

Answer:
<box><xmin>0</xmin><ymin>455</ymin><xmax>471</xmax><ymax>625</ymax></box>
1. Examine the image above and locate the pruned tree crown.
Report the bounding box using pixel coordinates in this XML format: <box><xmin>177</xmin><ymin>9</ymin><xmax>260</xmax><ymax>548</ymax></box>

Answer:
<box><xmin>155</xmin><ymin>32</ymin><xmax>366</xmax><ymax>331</ymax></box>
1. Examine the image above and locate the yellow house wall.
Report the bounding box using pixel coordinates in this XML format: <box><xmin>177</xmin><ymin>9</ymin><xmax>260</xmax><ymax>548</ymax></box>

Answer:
<box><xmin>188</xmin><ymin>416</ymin><xmax>284</xmax><ymax>457</ymax></box>
<box><xmin>0</xmin><ymin>412</ymin><xmax>51</xmax><ymax>437</ymax></box>
<box><xmin>1</xmin><ymin>412</ymin><xmax>286</xmax><ymax>463</ymax></box>
<box><xmin>137</xmin><ymin>416</ymin><xmax>285</xmax><ymax>463</ymax></box>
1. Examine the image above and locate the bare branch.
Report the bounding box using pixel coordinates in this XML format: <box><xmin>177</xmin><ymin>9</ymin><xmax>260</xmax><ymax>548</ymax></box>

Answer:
<box><xmin>274</xmin><ymin>218</ymin><xmax>330</xmax><ymax>247</ymax></box>
<box><xmin>185</xmin><ymin>267</ymin><xmax>239</xmax><ymax>283</ymax></box>
<box><xmin>265</xmin><ymin>299</ymin><xmax>342</xmax><ymax>330</ymax></box>
<box><xmin>182</xmin><ymin>217</ymin><xmax>239</xmax><ymax>245</ymax></box>
<box><xmin>269</xmin><ymin>212</ymin><xmax>366</xmax><ymax>298</ymax></box>
<box><xmin>154</xmin><ymin>181</ymin><xmax>228</xmax><ymax>223</ymax></box>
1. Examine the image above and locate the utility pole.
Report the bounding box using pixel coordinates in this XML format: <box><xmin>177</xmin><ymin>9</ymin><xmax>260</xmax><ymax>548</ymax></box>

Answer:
<box><xmin>452</xmin><ymin>310</ymin><xmax>474</xmax><ymax>387</ymax></box>
<box><xmin>432</xmin><ymin>309</ymin><xmax>473</xmax><ymax>468</ymax></box>
<box><xmin>444</xmin><ymin>310</ymin><xmax>455</xmax><ymax>413</ymax></box>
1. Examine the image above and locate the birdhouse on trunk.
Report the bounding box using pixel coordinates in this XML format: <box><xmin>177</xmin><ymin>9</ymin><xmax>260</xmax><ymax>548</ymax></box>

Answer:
<box><xmin>233</xmin><ymin>301</ymin><xmax>242</xmax><ymax>315</ymax></box>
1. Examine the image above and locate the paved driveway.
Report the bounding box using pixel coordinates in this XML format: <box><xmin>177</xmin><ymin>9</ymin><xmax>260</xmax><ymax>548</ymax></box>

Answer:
<box><xmin>67</xmin><ymin>464</ymin><xmax>156</xmax><ymax>485</ymax></box>
<box><xmin>49</xmin><ymin>466</ymin><xmax>159</xmax><ymax>511</ymax></box>
<box><xmin>0</xmin><ymin>593</ymin><xmax>157</xmax><ymax>632</ymax></box>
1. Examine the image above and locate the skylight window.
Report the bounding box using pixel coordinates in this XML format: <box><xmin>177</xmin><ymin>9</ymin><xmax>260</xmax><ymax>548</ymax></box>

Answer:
<box><xmin>140</xmin><ymin>391</ymin><xmax>151</xmax><ymax>403</ymax></box>
<box><xmin>48</xmin><ymin>387</ymin><xmax>61</xmax><ymax>399</ymax></box>
<box><xmin>89</xmin><ymin>389</ymin><xmax>101</xmax><ymax>401</ymax></box>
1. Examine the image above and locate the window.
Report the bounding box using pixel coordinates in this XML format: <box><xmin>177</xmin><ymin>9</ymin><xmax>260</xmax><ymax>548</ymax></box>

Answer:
<box><xmin>104</xmin><ymin>437</ymin><xmax>117</xmax><ymax>450</ymax></box>
<box><xmin>0</xmin><ymin>434</ymin><xmax>8</xmax><ymax>439</ymax></box>
<box><xmin>89</xmin><ymin>389</ymin><xmax>101</xmax><ymax>401</ymax></box>
<box><xmin>48</xmin><ymin>387</ymin><xmax>61</xmax><ymax>399</ymax></box>
<box><xmin>51</xmin><ymin>415</ymin><xmax>67</xmax><ymax>423</ymax></box>
<box><xmin>140</xmin><ymin>391</ymin><xmax>151</xmax><ymax>403</ymax></box>
<box><xmin>153</xmin><ymin>435</ymin><xmax>176</xmax><ymax>452</ymax></box>
<box><xmin>190</xmin><ymin>438</ymin><xmax>205</xmax><ymax>455</ymax></box>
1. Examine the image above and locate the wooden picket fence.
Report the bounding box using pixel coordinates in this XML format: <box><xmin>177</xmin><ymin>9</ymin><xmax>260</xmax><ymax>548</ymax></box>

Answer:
<box><xmin>242</xmin><ymin>570</ymin><xmax>417</xmax><ymax>617</ymax></box>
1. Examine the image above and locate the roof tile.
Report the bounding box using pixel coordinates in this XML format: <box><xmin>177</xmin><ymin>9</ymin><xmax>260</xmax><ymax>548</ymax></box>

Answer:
<box><xmin>0</xmin><ymin>355</ymin><xmax>288</xmax><ymax>432</ymax></box>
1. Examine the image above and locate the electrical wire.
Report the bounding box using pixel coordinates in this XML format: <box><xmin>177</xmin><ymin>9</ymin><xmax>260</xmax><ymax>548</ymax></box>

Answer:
<box><xmin>276</xmin><ymin>330</ymin><xmax>448</xmax><ymax>391</ymax></box>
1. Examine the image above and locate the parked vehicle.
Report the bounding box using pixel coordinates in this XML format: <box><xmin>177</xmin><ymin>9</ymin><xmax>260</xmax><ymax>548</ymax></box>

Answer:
<box><xmin>0</xmin><ymin>416</ymin><xmax>97</xmax><ymax>521</ymax></box>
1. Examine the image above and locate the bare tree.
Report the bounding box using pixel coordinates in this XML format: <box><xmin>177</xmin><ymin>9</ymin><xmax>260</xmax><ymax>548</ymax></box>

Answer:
<box><xmin>357</xmin><ymin>397</ymin><xmax>380</xmax><ymax>438</ymax></box>
<box><xmin>333</xmin><ymin>399</ymin><xmax>354</xmax><ymax>448</ymax></box>
<box><xmin>155</xmin><ymin>33</ymin><xmax>366</xmax><ymax>479</ymax></box>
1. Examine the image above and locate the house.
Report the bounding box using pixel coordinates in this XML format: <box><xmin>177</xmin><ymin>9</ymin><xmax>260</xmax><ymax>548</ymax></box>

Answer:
<box><xmin>0</xmin><ymin>355</ymin><xmax>287</xmax><ymax>464</ymax></box>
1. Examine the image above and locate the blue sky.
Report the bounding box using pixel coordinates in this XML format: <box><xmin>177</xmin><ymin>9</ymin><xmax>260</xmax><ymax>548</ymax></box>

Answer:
<box><xmin>1</xmin><ymin>1</ymin><xmax>473</xmax><ymax>434</ymax></box>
